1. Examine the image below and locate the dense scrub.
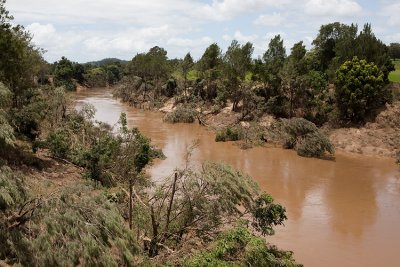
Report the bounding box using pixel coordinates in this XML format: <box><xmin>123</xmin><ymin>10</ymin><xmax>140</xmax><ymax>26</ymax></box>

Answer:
<box><xmin>268</xmin><ymin>118</ymin><xmax>334</xmax><ymax>158</ymax></box>
<box><xmin>1</xmin><ymin>181</ymin><xmax>138</xmax><ymax>266</ymax></box>
<box><xmin>184</xmin><ymin>227</ymin><xmax>301</xmax><ymax>267</ymax></box>
<box><xmin>163</xmin><ymin>104</ymin><xmax>198</xmax><ymax>123</ymax></box>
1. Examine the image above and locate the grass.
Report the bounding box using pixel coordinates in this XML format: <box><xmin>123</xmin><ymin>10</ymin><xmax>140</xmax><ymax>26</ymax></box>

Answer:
<box><xmin>389</xmin><ymin>60</ymin><xmax>400</xmax><ymax>83</ymax></box>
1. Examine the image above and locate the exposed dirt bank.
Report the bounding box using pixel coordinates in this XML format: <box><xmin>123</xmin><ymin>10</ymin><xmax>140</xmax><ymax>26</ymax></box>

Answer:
<box><xmin>328</xmin><ymin>101</ymin><xmax>400</xmax><ymax>158</ymax></box>
<box><xmin>18</xmin><ymin>152</ymin><xmax>84</xmax><ymax>196</ymax></box>
<box><xmin>158</xmin><ymin>98</ymin><xmax>399</xmax><ymax>159</ymax></box>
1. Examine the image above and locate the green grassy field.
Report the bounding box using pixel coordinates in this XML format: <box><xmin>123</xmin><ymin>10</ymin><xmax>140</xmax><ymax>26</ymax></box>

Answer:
<box><xmin>389</xmin><ymin>60</ymin><xmax>400</xmax><ymax>83</ymax></box>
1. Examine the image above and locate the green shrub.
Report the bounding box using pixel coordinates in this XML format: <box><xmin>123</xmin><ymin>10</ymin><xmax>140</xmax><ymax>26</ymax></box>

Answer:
<box><xmin>47</xmin><ymin>130</ymin><xmax>70</xmax><ymax>158</ymax></box>
<box><xmin>0</xmin><ymin>166</ymin><xmax>26</xmax><ymax>211</ymax></box>
<box><xmin>269</xmin><ymin>118</ymin><xmax>334</xmax><ymax>158</ymax></box>
<box><xmin>335</xmin><ymin>57</ymin><xmax>391</xmax><ymax>123</ymax></box>
<box><xmin>215</xmin><ymin>127</ymin><xmax>242</xmax><ymax>142</ymax></box>
<box><xmin>4</xmin><ymin>185</ymin><xmax>139</xmax><ymax>266</ymax></box>
<box><xmin>184</xmin><ymin>227</ymin><xmax>302</xmax><ymax>267</ymax></box>
<box><xmin>163</xmin><ymin>105</ymin><xmax>197</xmax><ymax>123</ymax></box>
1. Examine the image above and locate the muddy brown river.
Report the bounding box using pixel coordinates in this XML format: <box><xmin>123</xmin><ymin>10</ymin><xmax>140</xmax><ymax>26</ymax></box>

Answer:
<box><xmin>74</xmin><ymin>87</ymin><xmax>400</xmax><ymax>267</ymax></box>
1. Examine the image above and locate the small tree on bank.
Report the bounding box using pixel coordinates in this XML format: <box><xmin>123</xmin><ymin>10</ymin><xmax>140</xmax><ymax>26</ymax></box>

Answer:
<box><xmin>335</xmin><ymin>56</ymin><xmax>390</xmax><ymax>123</ymax></box>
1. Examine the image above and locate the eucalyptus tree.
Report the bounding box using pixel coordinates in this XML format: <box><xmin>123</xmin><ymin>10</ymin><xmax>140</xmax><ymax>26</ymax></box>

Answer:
<box><xmin>0</xmin><ymin>0</ymin><xmax>44</xmax><ymax>105</ymax></box>
<box><xmin>223</xmin><ymin>40</ymin><xmax>254</xmax><ymax>111</ymax></box>
<box><xmin>181</xmin><ymin>52</ymin><xmax>194</xmax><ymax>102</ymax></box>
<box><xmin>197</xmin><ymin>43</ymin><xmax>222</xmax><ymax>100</ymax></box>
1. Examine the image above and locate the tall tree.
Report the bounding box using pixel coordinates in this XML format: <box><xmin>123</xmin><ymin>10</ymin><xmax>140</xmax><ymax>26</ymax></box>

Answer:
<box><xmin>260</xmin><ymin>35</ymin><xmax>287</xmax><ymax>117</ymax></box>
<box><xmin>0</xmin><ymin>0</ymin><xmax>44</xmax><ymax>105</ymax></box>
<box><xmin>223</xmin><ymin>40</ymin><xmax>254</xmax><ymax>111</ymax></box>
<box><xmin>389</xmin><ymin>43</ymin><xmax>400</xmax><ymax>60</ymax></box>
<box><xmin>312</xmin><ymin>22</ymin><xmax>358</xmax><ymax>75</ymax></box>
<box><xmin>353</xmin><ymin>24</ymin><xmax>394</xmax><ymax>82</ymax></box>
<box><xmin>181</xmin><ymin>52</ymin><xmax>194</xmax><ymax>102</ymax></box>
<box><xmin>280</xmin><ymin>41</ymin><xmax>306</xmax><ymax>117</ymax></box>
<box><xmin>263</xmin><ymin>35</ymin><xmax>287</xmax><ymax>94</ymax></box>
<box><xmin>53</xmin><ymin>56</ymin><xmax>75</xmax><ymax>90</ymax></box>
<box><xmin>197</xmin><ymin>43</ymin><xmax>222</xmax><ymax>100</ymax></box>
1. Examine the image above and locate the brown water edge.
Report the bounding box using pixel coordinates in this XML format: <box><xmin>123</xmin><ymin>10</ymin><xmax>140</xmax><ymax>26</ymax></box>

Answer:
<box><xmin>74</xmin><ymin>87</ymin><xmax>400</xmax><ymax>267</ymax></box>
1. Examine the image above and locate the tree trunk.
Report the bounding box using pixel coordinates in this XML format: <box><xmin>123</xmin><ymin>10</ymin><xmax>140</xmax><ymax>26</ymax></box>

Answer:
<box><xmin>129</xmin><ymin>178</ymin><xmax>133</xmax><ymax>230</ymax></box>
<box><xmin>164</xmin><ymin>172</ymin><xmax>178</xmax><ymax>234</ymax></box>
<box><xmin>149</xmin><ymin>206</ymin><xmax>159</xmax><ymax>257</ymax></box>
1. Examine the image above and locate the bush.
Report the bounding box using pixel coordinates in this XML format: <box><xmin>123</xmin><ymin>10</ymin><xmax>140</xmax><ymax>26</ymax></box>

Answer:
<box><xmin>269</xmin><ymin>118</ymin><xmax>334</xmax><ymax>158</ymax></box>
<box><xmin>47</xmin><ymin>130</ymin><xmax>70</xmax><ymax>158</ymax></box>
<box><xmin>335</xmin><ymin>57</ymin><xmax>391</xmax><ymax>123</ymax></box>
<box><xmin>163</xmin><ymin>104</ymin><xmax>197</xmax><ymax>123</ymax></box>
<box><xmin>3</xmin><ymin>185</ymin><xmax>139</xmax><ymax>266</ymax></box>
<box><xmin>215</xmin><ymin>126</ymin><xmax>242</xmax><ymax>142</ymax></box>
<box><xmin>0</xmin><ymin>166</ymin><xmax>26</xmax><ymax>211</ymax></box>
<box><xmin>184</xmin><ymin>227</ymin><xmax>301</xmax><ymax>267</ymax></box>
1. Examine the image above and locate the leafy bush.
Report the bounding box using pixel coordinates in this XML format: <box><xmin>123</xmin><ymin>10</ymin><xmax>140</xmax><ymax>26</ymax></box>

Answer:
<box><xmin>269</xmin><ymin>118</ymin><xmax>334</xmax><ymax>158</ymax></box>
<box><xmin>0</xmin><ymin>166</ymin><xmax>26</xmax><ymax>211</ymax></box>
<box><xmin>163</xmin><ymin>104</ymin><xmax>197</xmax><ymax>123</ymax></box>
<box><xmin>47</xmin><ymin>130</ymin><xmax>70</xmax><ymax>158</ymax></box>
<box><xmin>215</xmin><ymin>126</ymin><xmax>242</xmax><ymax>142</ymax></box>
<box><xmin>184</xmin><ymin>227</ymin><xmax>302</xmax><ymax>267</ymax></box>
<box><xmin>3</xmin><ymin>185</ymin><xmax>139</xmax><ymax>266</ymax></box>
<box><xmin>335</xmin><ymin>56</ymin><xmax>391</xmax><ymax>123</ymax></box>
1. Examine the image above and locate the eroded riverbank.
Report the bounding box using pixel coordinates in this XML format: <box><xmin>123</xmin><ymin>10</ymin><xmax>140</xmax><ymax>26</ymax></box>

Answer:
<box><xmin>74</xmin><ymin>87</ymin><xmax>400</xmax><ymax>267</ymax></box>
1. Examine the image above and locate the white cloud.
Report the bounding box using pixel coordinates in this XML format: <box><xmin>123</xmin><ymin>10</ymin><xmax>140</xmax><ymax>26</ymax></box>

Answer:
<box><xmin>167</xmin><ymin>37</ymin><xmax>213</xmax><ymax>48</ymax></box>
<box><xmin>233</xmin><ymin>31</ymin><xmax>259</xmax><ymax>43</ymax></box>
<box><xmin>304</xmin><ymin>0</ymin><xmax>362</xmax><ymax>17</ymax></box>
<box><xmin>195</xmin><ymin>0</ymin><xmax>290</xmax><ymax>21</ymax></box>
<box><xmin>254</xmin><ymin>12</ymin><xmax>287</xmax><ymax>26</ymax></box>
<box><xmin>381</xmin><ymin>3</ymin><xmax>400</xmax><ymax>27</ymax></box>
<box><xmin>7</xmin><ymin>0</ymin><xmax>398</xmax><ymax>62</ymax></box>
<box><xmin>26</xmin><ymin>23</ymin><xmax>85</xmax><ymax>61</ymax></box>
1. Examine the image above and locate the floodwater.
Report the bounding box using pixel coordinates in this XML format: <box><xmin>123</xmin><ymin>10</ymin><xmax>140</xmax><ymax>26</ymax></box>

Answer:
<box><xmin>74</xmin><ymin>87</ymin><xmax>400</xmax><ymax>267</ymax></box>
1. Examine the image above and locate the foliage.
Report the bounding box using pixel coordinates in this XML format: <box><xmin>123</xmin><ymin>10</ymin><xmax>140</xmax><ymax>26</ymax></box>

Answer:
<box><xmin>84</xmin><ymin>67</ymin><xmax>107</xmax><ymax>87</ymax></box>
<box><xmin>46</xmin><ymin>130</ymin><xmax>70</xmax><ymax>158</ymax></box>
<box><xmin>53</xmin><ymin>56</ymin><xmax>76</xmax><ymax>90</ymax></box>
<box><xmin>0</xmin><ymin>166</ymin><xmax>26</xmax><ymax>211</ymax></box>
<box><xmin>0</xmin><ymin>83</ymin><xmax>14</xmax><ymax>146</ymax></box>
<box><xmin>184</xmin><ymin>227</ymin><xmax>302</xmax><ymax>267</ymax></box>
<box><xmin>0</xmin><ymin>0</ymin><xmax>44</xmax><ymax>100</ymax></box>
<box><xmin>215</xmin><ymin>126</ymin><xmax>243</xmax><ymax>142</ymax></box>
<box><xmin>181</xmin><ymin>53</ymin><xmax>194</xmax><ymax>102</ymax></box>
<box><xmin>263</xmin><ymin>35</ymin><xmax>287</xmax><ymax>94</ymax></box>
<box><xmin>312</xmin><ymin>22</ymin><xmax>358</xmax><ymax>75</ymax></box>
<box><xmin>312</xmin><ymin>22</ymin><xmax>393</xmax><ymax>82</ymax></box>
<box><xmin>12</xmin><ymin>86</ymin><xmax>68</xmax><ymax>141</ymax></box>
<box><xmin>222</xmin><ymin>40</ymin><xmax>254</xmax><ymax>111</ymax></box>
<box><xmin>197</xmin><ymin>43</ymin><xmax>223</xmax><ymax>101</ymax></box>
<box><xmin>269</xmin><ymin>118</ymin><xmax>334</xmax><ymax>158</ymax></box>
<box><xmin>301</xmin><ymin>70</ymin><xmax>331</xmax><ymax>125</ymax></box>
<box><xmin>253</xmin><ymin>35</ymin><xmax>287</xmax><ymax>117</ymax></box>
<box><xmin>335</xmin><ymin>57</ymin><xmax>390</xmax><ymax>123</ymax></box>
<box><xmin>1</xmin><ymin>184</ymin><xmax>139</xmax><ymax>266</ymax></box>
<box><xmin>133</xmin><ymin>159</ymin><xmax>288</xmax><ymax>258</ymax></box>
<box><xmin>163</xmin><ymin>104</ymin><xmax>198</xmax><ymax>123</ymax></box>
<box><xmin>45</xmin><ymin>109</ymin><xmax>162</xmax><ymax>186</ymax></box>
<box><xmin>251</xmin><ymin>193</ymin><xmax>287</xmax><ymax>235</ymax></box>
<box><xmin>389</xmin><ymin>43</ymin><xmax>400</xmax><ymax>60</ymax></box>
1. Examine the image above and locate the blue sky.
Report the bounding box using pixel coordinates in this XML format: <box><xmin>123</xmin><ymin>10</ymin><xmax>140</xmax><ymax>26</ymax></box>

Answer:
<box><xmin>6</xmin><ymin>0</ymin><xmax>400</xmax><ymax>63</ymax></box>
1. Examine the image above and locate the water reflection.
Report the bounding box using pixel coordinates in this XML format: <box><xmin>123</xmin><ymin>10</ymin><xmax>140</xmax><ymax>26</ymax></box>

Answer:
<box><xmin>74</xmin><ymin>88</ymin><xmax>400</xmax><ymax>267</ymax></box>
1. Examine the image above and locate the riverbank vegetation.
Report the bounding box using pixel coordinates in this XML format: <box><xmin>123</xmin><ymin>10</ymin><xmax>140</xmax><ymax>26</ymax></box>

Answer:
<box><xmin>0</xmin><ymin>1</ymin><xmax>303</xmax><ymax>265</ymax></box>
<box><xmin>110</xmin><ymin>22</ymin><xmax>399</xmax><ymax>159</ymax></box>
